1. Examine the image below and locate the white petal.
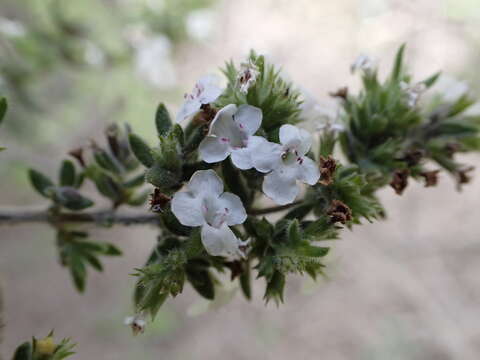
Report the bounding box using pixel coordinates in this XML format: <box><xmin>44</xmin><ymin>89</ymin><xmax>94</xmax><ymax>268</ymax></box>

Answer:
<box><xmin>199</xmin><ymin>136</ymin><xmax>231</xmax><ymax>163</ymax></box>
<box><xmin>188</xmin><ymin>169</ymin><xmax>224</xmax><ymax>197</ymax></box>
<box><xmin>263</xmin><ymin>167</ymin><xmax>299</xmax><ymax>205</ymax></box>
<box><xmin>279</xmin><ymin>124</ymin><xmax>312</xmax><ymax>155</ymax></box>
<box><xmin>208</xmin><ymin>104</ymin><xmax>238</xmax><ymax>136</ymax></box>
<box><xmin>297</xmin><ymin>156</ymin><xmax>320</xmax><ymax>185</ymax></box>
<box><xmin>279</xmin><ymin>124</ymin><xmax>301</xmax><ymax>146</ymax></box>
<box><xmin>230</xmin><ymin>147</ymin><xmax>253</xmax><ymax>170</ymax></box>
<box><xmin>171</xmin><ymin>192</ymin><xmax>205</xmax><ymax>227</ymax></box>
<box><xmin>251</xmin><ymin>139</ymin><xmax>283</xmax><ymax>173</ymax></box>
<box><xmin>218</xmin><ymin>192</ymin><xmax>247</xmax><ymax>226</ymax></box>
<box><xmin>197</xmin><ymin>74</ymin><xmax>223</xmax><ymax>104</ymax></box>
<box><xmin>176</xmin><ymin>99</ymin><xmax>201</xmax><ymax>123</ymax></box>
<box><xmin>201</xmin><ymin>223</ymin><xmax>245</xmax><ymax>259</ymax></box>
<box><xmin>233</xmin><ymin>105</ymin><xmax>262</xmax><ymax>136</ymax></box>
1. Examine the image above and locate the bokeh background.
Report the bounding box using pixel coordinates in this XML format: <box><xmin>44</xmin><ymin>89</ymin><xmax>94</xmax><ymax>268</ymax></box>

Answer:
<box><xmin>1</xmin><ymin>0</ymin><xmax>480</xmax><ymax>359</ymax></box>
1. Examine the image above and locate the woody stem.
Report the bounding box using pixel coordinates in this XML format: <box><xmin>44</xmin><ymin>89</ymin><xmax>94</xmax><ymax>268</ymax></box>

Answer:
<box><xmin>0</xmin><ymin>202</ymin><xmax>303</xmax><ymax>227</ymax></box>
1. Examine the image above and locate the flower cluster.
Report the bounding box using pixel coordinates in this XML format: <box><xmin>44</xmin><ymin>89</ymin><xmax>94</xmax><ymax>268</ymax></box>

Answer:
<box><xmin>170</xmin><ymin>75</ymin><xmax>321</xmax><ymax>257</ymax></box>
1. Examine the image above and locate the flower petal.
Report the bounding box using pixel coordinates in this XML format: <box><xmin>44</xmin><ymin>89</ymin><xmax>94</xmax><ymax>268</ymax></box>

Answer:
<box><xmin>171</xmin><ymin>191</ymin><xmax>205</xmax><ymax>227</ymax></box>
<box><xmin>251</xmin><ymin>139</ymin><xmax>283</xmax><ymax>173</ymax></box>
<box><xmin>175</xmin><ymin>98</ymin><xmax>201</xmax><ymax>123</ymax></box>
<box><xmin>201</xmin><ymin>223</ymin><xmax>246</xmax><ymax>259</ymax></box>
<box><xmin>297</xmin><ymin>156</ymin><xmax>320</xmax><ymax>185</ymax></box>
<box><xmin>263</xmin><ymin>167</ymin><xmax>299</xmax><ymax>205</ymax></box>
<box><xmin>188</xmin><ymin>169</ymin><xmax>224</xmax><ymax>197</ymax></box>
<box><xmin>230</xmin><ymin>147</ymin><xmax>253</xmax><ymax>169</ymax></box>
<box><xmin>197</xmin><ymin>75</ymin><xmax>223</xmax><ymax>104</ymax></box>
<box><xmin>279</xmin><ymin>124</ymin><xmax>312</xmax><ymax>155</ymax></box>
<box><xmin>199</xmin><ymin>136</ymin><xmax>231</xmax><ymax>163</ymax></box>
<box><xmin>233</xmin><ymin>105</ymin><xmax>262</xmax><ymax>136</ymax></box>
<box><xmin>218</xmin><ymin>192</ymin><xmax>247</xmax><ymax>226</ymax></box>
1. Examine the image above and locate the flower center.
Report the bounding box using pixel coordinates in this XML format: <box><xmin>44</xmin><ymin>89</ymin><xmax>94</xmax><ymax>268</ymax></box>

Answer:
<box><xmin>281</xmin><ymin>148</ymin><xmax>302</xmax><ymax>165</ymax></box>
<box><xmin>202</xmin><ymin>198</ymin><xmax>229</xmax><ymax>228</ymax></box>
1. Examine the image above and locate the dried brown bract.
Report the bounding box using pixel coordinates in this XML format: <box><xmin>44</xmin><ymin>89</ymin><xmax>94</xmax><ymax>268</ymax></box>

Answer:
<box><xmin>390</xmin><ymin>169</ymin><xmax>410</xmax><ymax>195</ymax></box>
<box><xmin>149</xmin><ymin>188</ymin><xmax>171</xmax><ymax>213</ymax></box>
<box><xmin>445</xmin><ymin>143</ymin><xmax>461</xmax><ymax>158</ymax></box>
<box><xmin>327</xmin><ymin>199</ymin><xmax>352</xmax><ymax>224</ymax></box>
<box><xmin>69</xmin><ymin>147</ymin><xmax>86</xmax><ymax>167</ymax></box>
<box><xmin>329</xmin><ymin>86</ymin><xmax>348</xmax><ymax>100</ymax></box>
<box><xmin>420</xmin><ymin>170</ymin><xmax>440</xmax><ymax>187</ymax></box>
<box><xmin>319</xmin><ymin>156</ymin><xmax>337</xmax><ymax>186</ymax></box>
<box><xmin>400</xmin><ymin>148</ymin><xmax>424</xmax><ymax>167</ymax></box>
<box><xmin>456</xmin><ymin>166</ymin><xmax>475</xmax><ymax>190</ymax></box>
<box><xmin>193</xmin><ymin>104</ymin><xmax>218</xmax><ymax>126</ymax></box>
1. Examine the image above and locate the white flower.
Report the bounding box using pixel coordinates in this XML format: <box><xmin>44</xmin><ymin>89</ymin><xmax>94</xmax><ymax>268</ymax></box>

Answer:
<box><xmin>351</xmin><ymin>54</ymin><xmax>376</xmax><ymax>74</ymax></box>
<box><xmin>171</xmin><ymin>170</ymin><xmax>248</xmax><ymax>259</ymax></box>
<box><xmin>236</xmin><ymin>59</ymin><xmax>260</xmax><ymax>94</ymax></box>
<box><xmin>400</xmin><ymin>81</ymin><xmax>427</xmax><ymax>108</ymax></box>
<box><xmin>316</xmin><ymin>118</ymin><xmax>345</xmax><ymax>133</ymax></box>
<box><xmin>124</xmin><ymin>314</ymin><xmax>146</xmax><ymax>336</ymax></box>
<box><xmin>0</xmin><ymin>18</ymin><xmax>26</xmax><ymax>37</ymax></box>
<box><xmin>135</xmin><ymin>35</ymin><xmax>177</xmax><ymax>89</ymax></box>
<box><xmin>252</xmin><ymin>125</ymin><xmax>320</xmax><ymax>205</ymax></box>
<box><xmin>199</xmin><ymin>104</ymin><xmax>266</xmax><ymax>170</ymax></box>
<box><xmin>176</xmin><ymin>75</ymin><xmax>223</xmax><ymax>123</ymax></box>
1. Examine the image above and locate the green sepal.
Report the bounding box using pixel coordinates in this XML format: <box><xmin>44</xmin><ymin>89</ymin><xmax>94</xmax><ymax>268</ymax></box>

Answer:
<box><xmin>239</xmin><ymin>262</ymin><xmax>252</xmax><ymax>300</ymax></box>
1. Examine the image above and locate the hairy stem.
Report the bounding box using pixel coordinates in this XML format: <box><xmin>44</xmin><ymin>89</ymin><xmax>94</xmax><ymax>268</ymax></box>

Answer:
<box><xmin>248</xmin><ymin>201</ymin><xmax>302</xmax><ymax>216</ymax></box>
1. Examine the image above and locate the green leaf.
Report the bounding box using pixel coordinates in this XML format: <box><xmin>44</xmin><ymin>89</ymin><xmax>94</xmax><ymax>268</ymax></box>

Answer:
<box><xmin>155</xmin><ymin>103</ymin><xmax>172</xmax><ymax>137</ymax></box>
<box><xmin>0</xmin><ymin>97</ymin><xmax>6</xmax><ymax>126</ymax></box>
<box><xmin>93</xmin><ymin>147</ymin><xmax>122</xmax><ymax>174</ymax></box>
<box><xmin>84</xmin><ymin>253</ymin><xmax>103</xmax><ymax>271</ymax></box>
<box><xmin>287</xmin><ymin>219</ymin><xmax>302</xmax><ymax>245</ymax></box>
<box><xmin>28</xmin><ymin>169</ymin><xmax>55</xmax><ymax>198</ymax></box>
<box><xmin>12</xmin><ymin>342</ymin><xmax>32</xmax><ymax>360</ymax></box>
<box><xmin>422</xmin><ymin>71</ymin><xmax>441</xmax><ymax>88</ymax></box>
<box><xmin>186</xmin><ymin>266</ymin><xmax>215</xmax><ymax>300</ymax></box>
<box><xmin>52</xmin><ymin>187</ymin><xmax>94</xmax><ymax>211</ymax></box>
<box><xmin>128</xmin><ymin>133</ymin><xmax>154</xmax><ymax>168</ymax></box>
<box><xmin>70</xmin><ymin>256</ymin><xmax>87</xmax><ymax>292</ymax></box>
<box><xmin>59</xmin><ymin>160</ymin><xmax>76</xmax><ymax>187</ymax></box>
<box><xmin>264</xmin><ymin>271</ymin><xmax>285</xmax><ymax>305</ymax></box>
<box><xmin>240</xmin><ymin>264</ymin><xmax>252</xmax><ymax>300</ymax></box>
<box><xmin>391</xmin><ymin>43</ymin><xmax>406</xmax><ymax>81</ymax></box>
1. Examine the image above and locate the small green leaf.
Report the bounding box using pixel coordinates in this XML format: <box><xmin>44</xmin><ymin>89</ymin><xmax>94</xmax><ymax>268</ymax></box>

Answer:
<box><xmin>0</xmin><ymin>97</ymin><xmax>6</xmax><ymax>126</ymax></box>
<box><xmin>186</xmin><ymin>266</ymin><xmax>215</xmax><ymax>300</ymax></box>
<box><xmin>28</xmin><ymin>169</ymin><xmax>55</xmax><ymax>198</ymax></box>
<box><xmin>391</xmin><ymin>43</ymin><xmax>406</xmax><ymax>81</ymax></box>
<box><xmin>287</xmin><ymin>219</ymin><xmax>302</xmax><ymax>245</ymax></box>
<box><xmin>155</xmin><ymin>103</ymin><xmax>172</xmax><ymax>137</ymax></box>
<box><xmin>70</xmin><ymin>256</ymin><xmax>87</xmax><ymax>292</ymax></box>
<box><xmin>240</xmin><ymin>264</ymin><xmax>252</xmax><ymax>300</ymax></box>
<box><xmin>52</xmin><ymin>187</ymin><xmax>94</xmax><ymax>211</ymax></box>
<box><xmin>12</xmin><ymin>342</ymin><xmax>32</xmax><ymax>360</ymax></box>
<box><xmin>128</xmin><ymin>133</ymin><xmax>154</xmax><ymax>168</ymax></box>
<box><xmin>59</xmin><ymin>160</ymin><xmax>76</xmax><ymax>187</ymax></box>
<box><xmin>422</xmin><ymin>71</ymin><xmax>441</xmax><ymax>88</ymax></box>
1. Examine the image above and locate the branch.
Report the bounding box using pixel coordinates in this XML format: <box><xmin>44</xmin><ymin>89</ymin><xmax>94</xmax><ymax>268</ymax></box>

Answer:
<box><xmin>0</xmin><ymin>202</ymin><xmax>303</xmax><ymax>227</ymax></box>
<box><xmin>248</xmin><ymin>201</ymin><xmax>302</xmax><ymax>216</ymax></box>
<box><xmin>0</xmin><ymin>209</ymin><xmax>161</xmax><ymax>227</ymax></box>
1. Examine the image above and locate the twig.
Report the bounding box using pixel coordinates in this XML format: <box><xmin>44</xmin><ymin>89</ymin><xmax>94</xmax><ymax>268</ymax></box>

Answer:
<box><xmin>248</xmin><ymin>201</ymin><xmax>302</xmax><ymax>216</ymax></box>
<box><xmin>0</xmin><ymin>202</ymin><xmax>303</xmax><ymax>227</ymax></box>
<box><xmin>0</xmin><ymin>209</ymin><xmax>160</xmax><ymax>227</ymax></box>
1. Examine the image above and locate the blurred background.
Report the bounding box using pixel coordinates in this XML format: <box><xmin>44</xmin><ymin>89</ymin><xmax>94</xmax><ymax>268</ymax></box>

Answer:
<box><xmin>1</xmin><ymin>0</ymin><xmax>480</xmax><ymax>359</ymax></box>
